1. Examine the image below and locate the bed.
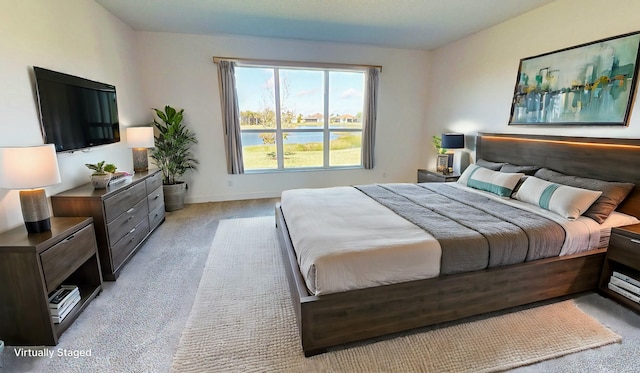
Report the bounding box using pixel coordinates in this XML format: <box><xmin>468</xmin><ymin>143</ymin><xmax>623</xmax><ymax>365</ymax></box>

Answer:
<box><xmin>276</xmin><ymin>132</ymin><xmax>640</xmax><ymax>356</ymax></box>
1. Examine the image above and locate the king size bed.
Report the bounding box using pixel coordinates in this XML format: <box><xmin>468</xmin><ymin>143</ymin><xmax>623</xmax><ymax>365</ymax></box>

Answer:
<box><xmin>275</xmin><ymin>132</ymin><xmax>640</xmax><ymax>356</ymax></box>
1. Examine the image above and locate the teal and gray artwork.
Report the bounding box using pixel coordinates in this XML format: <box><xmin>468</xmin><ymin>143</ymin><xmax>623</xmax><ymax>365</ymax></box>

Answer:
<box><xmin>510</xmin><ymin>32</ymin><xmax>640</xmax><ymax>126</ymax></box>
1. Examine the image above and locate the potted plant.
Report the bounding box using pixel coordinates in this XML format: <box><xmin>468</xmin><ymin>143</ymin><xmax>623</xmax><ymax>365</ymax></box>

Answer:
<box><xmin>432</xmin><ymin>136</ymin><xmax>450</xmax><ymax>174</ymax></box>
<box><xmin>150</xmin><ymin>105</ymin><xmax>198</xmax><ymax>211</ymax></box>
<box><xmin>86</xmin><ymin>161</ymin><xmax>117</xmax><ymax>189</ymax></box>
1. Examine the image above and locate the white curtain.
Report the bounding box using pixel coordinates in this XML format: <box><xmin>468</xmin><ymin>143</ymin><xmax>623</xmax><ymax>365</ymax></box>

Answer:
<box><xmin>362</xmin><ymin>67</ymin><xmax>379</xmax><ymax>169</ymax></box>
<box><xmin>217</xmin><ymin>61</ymin><xmax>244</xmax><ymax>174</ymax></box>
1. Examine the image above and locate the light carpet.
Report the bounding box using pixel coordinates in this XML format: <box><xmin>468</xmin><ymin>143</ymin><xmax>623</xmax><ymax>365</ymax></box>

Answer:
<box><xmin>170</xmin><ymin>217</ymin><xmax>621</xmax><ymax>373</ymax></box>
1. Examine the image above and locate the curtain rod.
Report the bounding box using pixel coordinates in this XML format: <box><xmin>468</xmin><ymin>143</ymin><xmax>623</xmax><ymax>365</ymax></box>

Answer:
<box><xmin>213</xmin><ymin>56</ymin><xmax>382</xmax><ymax>72</ymax></box>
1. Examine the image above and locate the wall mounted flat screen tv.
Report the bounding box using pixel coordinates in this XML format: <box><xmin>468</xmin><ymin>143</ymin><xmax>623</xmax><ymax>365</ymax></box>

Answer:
<box><xmin>34</xmin><ymin>67</ymin><xmax>120</xmax><ymax>152</ymax></box>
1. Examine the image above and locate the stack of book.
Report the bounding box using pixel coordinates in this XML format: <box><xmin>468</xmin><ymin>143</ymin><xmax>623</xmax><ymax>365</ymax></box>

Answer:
<box><xmin>608</xmin><ymin>271</ymin><xmax>640</xmax><ymax>304</ymax></box>
<box><xmin>48</xmin><ymin>285</ymin><xmax>81</xmax><ymax>324</ymax></box>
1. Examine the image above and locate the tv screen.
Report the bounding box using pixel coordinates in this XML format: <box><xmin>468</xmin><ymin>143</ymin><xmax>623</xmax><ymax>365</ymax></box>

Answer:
<box><xmin>34</xmin><ymin>67</ymin><xmax>120</xmax><ymax>152</ymax></box>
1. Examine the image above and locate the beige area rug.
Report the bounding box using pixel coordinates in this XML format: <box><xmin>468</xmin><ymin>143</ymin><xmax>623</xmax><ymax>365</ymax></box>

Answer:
<box><xmin>170</xmin><ymin>217</ymin><xmax>621</xmax><ymax>373</ymax></box>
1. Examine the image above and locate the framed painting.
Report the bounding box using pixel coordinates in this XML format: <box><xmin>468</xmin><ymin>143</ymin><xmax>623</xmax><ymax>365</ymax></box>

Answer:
<box><xmin>509</xmin><ymin>31</ymin><xmax>640</xmax><ymax>126</ymax></box>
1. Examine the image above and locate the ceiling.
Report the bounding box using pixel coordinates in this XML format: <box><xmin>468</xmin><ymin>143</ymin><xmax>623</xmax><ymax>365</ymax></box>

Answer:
<box><xmin>95</xmin><ymin>0</ymin><xmax>554</xmax><ymax>50</ymax></box>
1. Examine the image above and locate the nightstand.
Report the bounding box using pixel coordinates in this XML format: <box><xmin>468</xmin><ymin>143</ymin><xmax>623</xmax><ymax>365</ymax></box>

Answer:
<box><xmin>417</xmin><ymin>169</ymin><xmax>460</xmax><ymax>183</ymax></box>
<box><xmin>598</xmin><ymin>224</ymin><xmax>640</xmax><ymax>312</ymax></box>
<box><xmin>0</xmin><ymin>217</ymin><xmax>103</xmax><ymax>345</ymax></box>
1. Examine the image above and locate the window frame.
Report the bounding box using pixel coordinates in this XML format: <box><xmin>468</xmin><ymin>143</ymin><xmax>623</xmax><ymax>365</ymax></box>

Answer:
<box><xmin>234</xmin><ymin>62</ymin><xmax>368</xmax><ymax>173</ymax></box>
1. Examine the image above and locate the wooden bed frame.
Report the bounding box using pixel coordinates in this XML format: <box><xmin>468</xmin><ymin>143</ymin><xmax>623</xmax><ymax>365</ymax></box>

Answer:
<box><xmin>276</xmin><ymin>132</ymin><xmax>640</xmax><ymax>356</ymax></box>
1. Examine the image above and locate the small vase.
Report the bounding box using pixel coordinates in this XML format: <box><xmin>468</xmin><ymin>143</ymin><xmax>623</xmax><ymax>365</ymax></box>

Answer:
<box><xmin>91</xmin><ymin>173</ymin><xmax>112</xmax><ymax>189</ymax></box>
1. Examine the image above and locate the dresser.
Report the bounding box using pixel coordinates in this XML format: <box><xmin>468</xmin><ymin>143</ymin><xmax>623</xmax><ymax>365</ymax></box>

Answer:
<box><xmin>51</xmin><ymin>169</ymin><xmax>165</xmax><ymax>281</ymax></box>
<box><xmin>0</xmin><ymin>217</ymin><xmax>102</xmax><ymax>345</ymax></box>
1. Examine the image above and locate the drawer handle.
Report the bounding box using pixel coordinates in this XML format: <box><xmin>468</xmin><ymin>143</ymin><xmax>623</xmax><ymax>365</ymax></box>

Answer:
<box><xmin>65</xmin><ymin>234</ymin><xmax>75</xmax><ymax>242</ymax></box>
<box><xmin>126</xmin><ymin>208</ymin><xmax>135</xmax><ymax>214</ymax></box>
<box><xmin>630</xmin><ymin>238</ymin><xmax>640</xmax><ymax>244</ymax></box>
<box><xmin>153</xmin><ymin>194</ymin><xmax>160</xmax><ymax>200</ymax></box>
<box><xmin>129</xmin><ymin>227</ymin><xmax>136</xmax><ymax>234</ymax></box>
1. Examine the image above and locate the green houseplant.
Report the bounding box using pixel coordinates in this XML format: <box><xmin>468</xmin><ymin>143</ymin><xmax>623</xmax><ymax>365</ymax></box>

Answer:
<box><xmin>432</xmin><ymin>135</ymin><xmax>447</xmax><ymax>154</ymax></box>
<box><xmin>150</xmin><ymin>105</ymin><xmax>198</xmax><ymax>211</ymax></box>
<box><xmin>86</xmin><ymin>161</ymin><xmax>117</xmax><ymax>189</ymax></box>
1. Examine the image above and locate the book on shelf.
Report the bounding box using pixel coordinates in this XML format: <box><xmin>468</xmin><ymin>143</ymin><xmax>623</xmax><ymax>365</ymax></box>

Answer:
<box><xmin>49</xmin><ymin>295</ymin><xmax>80</xmax><ymax>317</ymax></box>
<box><xmin>612</xmin><ymin>271</ymin><xmax>640</xmax><ymax>288</ymax></box>
<box><xmin>608</xmin><ymin>282</ymin><xmax>640</xmax><ymax>304</ymax></box>
<box><xmin>50</xmin><ymin>290</ymin><xmax>80</xmax><ymax>315</ymax></box>
<box><xmin>50</xmin><ymin>293</ymin><xmax>81</xmax><ymax>323</ymax></box>
<box><xmin>48</xmin><ymin>285</ymin><xmax>79</xmax><ymax>309</ymax></box>
<box><xmin>610</xmin><ymin>276</ymin><xmax>640</xmax><ymax>297</ymax></box>
<box><xmin>50</xmin><ymin>292</ymin><xmax>80</xmax><ymax>317</ymax></box>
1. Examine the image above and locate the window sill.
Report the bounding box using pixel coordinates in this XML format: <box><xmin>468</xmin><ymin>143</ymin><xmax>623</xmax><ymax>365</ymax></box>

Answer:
<box><xmin>244</xmin><ymin>165</ymin><xmax>364</xmax><ymax>174</ymax></box>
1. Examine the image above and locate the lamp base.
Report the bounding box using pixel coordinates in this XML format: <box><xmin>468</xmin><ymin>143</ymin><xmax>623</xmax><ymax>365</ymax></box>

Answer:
<box><xmin>453</xmin><ymin>150</ymin><xmax>471</xmax><ymax>174</ymax></box>
<box><xmin>25</xmin><ymin>218</ymin><xmax>51</xmax><ymax>233</ymax></box>
<box><xmin>132</xmin><ymin>148</ymin><xmax>149</xmax><ymax>172</ymax></box>
<box><xmin>19</xmin><ymin>189</ymin><xmax>52</xmax><ymax>234</ymax></box>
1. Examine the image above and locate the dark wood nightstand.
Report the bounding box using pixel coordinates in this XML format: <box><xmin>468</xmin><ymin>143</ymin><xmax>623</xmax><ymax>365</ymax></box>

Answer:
<box><xmin>0</xmin><ymin>217</ymin><xmax>103</xmax><ymax>345</ymax></box>
<box><xmin>417</xmin><ymin>169</ymin><xmax>460</xmax><ymax>183</ymax></box>
<box><xmin>598</xmin><ymin>224</ymin><xmax>640</xmax><ymax>312</ymax></box>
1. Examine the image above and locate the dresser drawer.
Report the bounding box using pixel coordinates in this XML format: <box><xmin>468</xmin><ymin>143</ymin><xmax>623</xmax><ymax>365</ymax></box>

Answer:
<box><xmin>40</xmin><ymin>224</ymin><xmax>97</xmax><ymax>293</ymax></box>
<box><xmin>145</xmin><ymin>171</ymin><xmax>162</xmax><ymax>194</ymax></box>
<box><xmin>106</xmin><ymin>198</ymin><xmax>149</xmax><ymax>244</ymax></box>
<box><xmin>148</xmin><ymin>203</ymin><xmax>165</xmax><ymax>231</ymax></box>
<box><xmin>147</xmin><ymin>186</ymin><xmax>164</xmax><ymax>212</ymax></box>
<box><xmin>103</xmin><ymin>182</ymin><xmax>147</xmax><ymax>223</ymax></box>
<box><xmin>111</xmin><ymin>218</ymin><xmax>150</xmax><ymax>271</ymax></box>
<box><xmin>608</xmin><ymin>233</ymin><xmax>640</xmax><ymax>271</ymax></box>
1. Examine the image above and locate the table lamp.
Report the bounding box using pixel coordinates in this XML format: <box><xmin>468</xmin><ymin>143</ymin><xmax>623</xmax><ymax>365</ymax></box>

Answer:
<box><xmin>126</xmin><ymin>127</ymin><xmax>154</xmax><ymax>172</ymax></box>
<box><xmin>441</xmin><ymin>133</ymin><xmax>469</xmax><ymax>174</ymax></box>
<box><xmin>0</xmin><ymin>144</ymin><xmax>61</xmax><ymax>233</ymax></box>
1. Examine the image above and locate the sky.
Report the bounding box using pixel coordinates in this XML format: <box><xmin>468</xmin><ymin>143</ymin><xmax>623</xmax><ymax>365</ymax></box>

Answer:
<box><xmin>235</xmin><ymin>67</ymin><xmax>364</xmax><ymax>116</ymax></box>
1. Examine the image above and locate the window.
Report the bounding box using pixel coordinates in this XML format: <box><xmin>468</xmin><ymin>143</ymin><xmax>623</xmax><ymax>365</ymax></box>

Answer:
<box><xmin>235</xmin><ymin>66</ymin><xmax>365</xmax><ymax>171</ymax></box>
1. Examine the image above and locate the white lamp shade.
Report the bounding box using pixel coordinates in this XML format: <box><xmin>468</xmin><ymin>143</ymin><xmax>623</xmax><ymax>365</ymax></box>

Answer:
<box><xmin>0</xmin><ymin>144</ymin><xmax>61</xmax><ymax>189</ymax></box>
<box><xmin>126</xmin><ymin>127</ymin><xmax>154</xmax><ymax>148</ymax></box>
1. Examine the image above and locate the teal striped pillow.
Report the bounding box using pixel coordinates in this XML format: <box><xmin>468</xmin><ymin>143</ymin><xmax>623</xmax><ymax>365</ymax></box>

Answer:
<box><xmin>514</xmin><ymin>176</ymin><xmax>602</xmax><ymax>220</ymax></box>
<box><xmin>458</xmin><ymin>164</ymin><xmax>524</xmax><ymax>198</ymax></box>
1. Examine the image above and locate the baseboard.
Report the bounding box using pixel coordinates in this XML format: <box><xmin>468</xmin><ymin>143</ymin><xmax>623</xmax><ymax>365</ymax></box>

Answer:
<box><xmin>185</xmin><ymin>191</ymin><xmax>281</xmax><ymax>204</ymax></box>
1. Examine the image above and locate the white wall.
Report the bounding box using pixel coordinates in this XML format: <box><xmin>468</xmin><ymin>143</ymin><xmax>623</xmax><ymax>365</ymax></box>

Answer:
<box><xmin>136</xmin><ymin>32</ymin><xmax>431</xmax><ymax>203</ymax></box>
<box><xmin>424</xmin><ymin>0</ymin><xmax>640</xmax><ymax>165</ymax></box>
<box><xmin>0</xmin><ymin>0</ymin><xmax>147</xmax><ymax>232</ymax></box>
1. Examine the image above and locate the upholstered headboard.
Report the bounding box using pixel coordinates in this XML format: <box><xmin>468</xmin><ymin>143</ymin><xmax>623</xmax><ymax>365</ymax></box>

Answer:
<box><xmin>476</xmin><ymin>132</ymin><xmax>640</xmax><ymax>218</ymax></box>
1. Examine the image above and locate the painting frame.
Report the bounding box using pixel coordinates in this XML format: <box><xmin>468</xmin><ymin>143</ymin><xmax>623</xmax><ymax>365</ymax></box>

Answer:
<box><xmin>509</xmin><ymin>31</ymin><xmax>640</xmax><ymax>126</ymax></box>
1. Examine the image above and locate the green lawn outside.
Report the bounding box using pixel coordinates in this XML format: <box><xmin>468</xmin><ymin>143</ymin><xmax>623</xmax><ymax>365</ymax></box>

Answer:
<box><xmin>243</xmin><ymin>133</ymin><xmax>361</xmax><ymax>169</ymax></box>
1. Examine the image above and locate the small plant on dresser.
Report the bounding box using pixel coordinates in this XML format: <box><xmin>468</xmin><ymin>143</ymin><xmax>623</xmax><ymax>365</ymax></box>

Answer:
<box><xmin>85</xmin><ymin>161</ymin><xmax>117</xmax><ymax>189</ymax></box>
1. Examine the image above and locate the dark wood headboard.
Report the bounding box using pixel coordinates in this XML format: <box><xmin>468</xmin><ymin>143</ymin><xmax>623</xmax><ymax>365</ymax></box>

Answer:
<box><xmin>476</xmin><ymin>132</ymin><xmax>640</xmax><ymax>218</ymax></box>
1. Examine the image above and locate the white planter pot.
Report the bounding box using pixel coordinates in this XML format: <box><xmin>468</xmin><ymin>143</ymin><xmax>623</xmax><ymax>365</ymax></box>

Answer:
<box><xmin>91</xmin><ymin>173</ymin><xmax>112</xmax><ymax>189</ymax></box>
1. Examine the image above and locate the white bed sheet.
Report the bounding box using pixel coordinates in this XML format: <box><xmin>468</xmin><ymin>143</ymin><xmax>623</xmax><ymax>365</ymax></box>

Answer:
<box><xmin>281</xmin><ymin>186</ymin><xmax>442</xmax><ymax>296</ymax></box>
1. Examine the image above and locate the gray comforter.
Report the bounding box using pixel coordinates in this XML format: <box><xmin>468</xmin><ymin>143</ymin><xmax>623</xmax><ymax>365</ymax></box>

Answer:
<box><xmin>355</xmin><ymin>183</ymin><xmax>566</xmax><ymax>275</ymax></box>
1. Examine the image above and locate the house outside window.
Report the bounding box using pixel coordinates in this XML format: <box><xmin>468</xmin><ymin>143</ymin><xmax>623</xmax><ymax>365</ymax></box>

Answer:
<box><xmin>234</xmin><ymin>66</ymin><xmax>365</xmax><ymax>171</ymax></box>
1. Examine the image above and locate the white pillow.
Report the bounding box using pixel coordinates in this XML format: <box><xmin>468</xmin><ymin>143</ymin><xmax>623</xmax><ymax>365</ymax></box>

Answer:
<box><xmin>514</xmin><ymin>176</ymin><xmax>602</xmax><ymax>220</ymax></box>
<box><xmin>458</xmin><ymin>164</ymin><xmax>524</xmax><ymax>198</ymax></box>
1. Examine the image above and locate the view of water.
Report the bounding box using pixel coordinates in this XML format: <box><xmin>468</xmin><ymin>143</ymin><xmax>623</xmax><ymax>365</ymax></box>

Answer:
<box><xmin>242</xmin><ymin>131</ymin><xmax>338</xmax><ymax>146</ymax></box>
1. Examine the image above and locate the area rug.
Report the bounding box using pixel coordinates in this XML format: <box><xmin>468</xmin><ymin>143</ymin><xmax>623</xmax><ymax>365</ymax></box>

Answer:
<box><xmin>170</xmin><ymin>217</ymin><xmax>621</xmax><ymax>373</ymax></box>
